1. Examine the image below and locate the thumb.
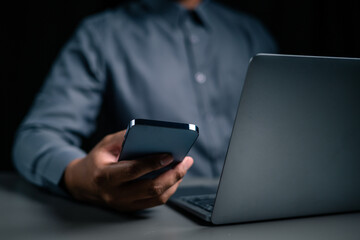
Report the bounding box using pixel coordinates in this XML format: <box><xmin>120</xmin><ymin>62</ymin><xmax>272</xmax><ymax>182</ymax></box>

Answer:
<box><xmin>97</xmin><ymin>130</ymin><xmax>127</xmax><ymax>157</ymax></box>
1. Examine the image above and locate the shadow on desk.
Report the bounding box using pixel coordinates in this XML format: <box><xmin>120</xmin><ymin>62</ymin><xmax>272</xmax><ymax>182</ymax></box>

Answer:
<box><xmin>0</xmin><ymin>172</ymin><xmax>152</xmax><ymax>225</ymax></box>
<box><xmin>2</xmin><ymin>173</ymin><xmax>360</xmax><ymax>240</ymax></box>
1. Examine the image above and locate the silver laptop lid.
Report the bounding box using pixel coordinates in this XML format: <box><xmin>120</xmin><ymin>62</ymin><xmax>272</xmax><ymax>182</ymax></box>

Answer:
<box><xmin>211</xmin><ymin>54</ymin><xmax>360</xmax><ymax>224</ymax></box>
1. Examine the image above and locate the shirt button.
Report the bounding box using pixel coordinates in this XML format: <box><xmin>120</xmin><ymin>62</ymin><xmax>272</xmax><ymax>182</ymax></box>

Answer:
<box><xmin>190</xmin><ymin>34</ymin><xmax>199</xmax><ymax>44</ymax></box>
<box><xmin>195</xmin><ymin>72</ymin><xmax>206</xmax><ymax>84</ymax></box>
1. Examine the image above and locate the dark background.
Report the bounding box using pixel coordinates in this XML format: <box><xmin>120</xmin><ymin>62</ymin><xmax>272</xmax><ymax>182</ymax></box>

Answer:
<box><xmin>2</xmin><ymin>0</ymin><xmax>360</xmax><ymax>171</ymax></box>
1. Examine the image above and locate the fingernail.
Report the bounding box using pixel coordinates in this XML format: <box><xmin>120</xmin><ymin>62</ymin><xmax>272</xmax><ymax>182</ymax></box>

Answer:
<box><xmin>160</xmin><ymin>156</ymin><xmax>173</xmax><ymax>166</ymax></box>
<box><xmin>183</xmin><ymin>157</ymin><xmax>193</xmax><ymax>171</ymax></box>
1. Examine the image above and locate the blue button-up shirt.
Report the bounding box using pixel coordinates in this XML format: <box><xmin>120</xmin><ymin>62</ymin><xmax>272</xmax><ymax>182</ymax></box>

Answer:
<box><xmin>13</xmin><ymin>0</ymin><xmax>277</xmax><ymax>194</ymax></box>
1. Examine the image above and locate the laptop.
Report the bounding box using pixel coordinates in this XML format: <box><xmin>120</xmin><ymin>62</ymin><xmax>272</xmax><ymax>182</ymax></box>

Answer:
<box><xmin>168</xmin><ymin>53</ymin><xmax>360</xmax><ymax>225</ymax></box>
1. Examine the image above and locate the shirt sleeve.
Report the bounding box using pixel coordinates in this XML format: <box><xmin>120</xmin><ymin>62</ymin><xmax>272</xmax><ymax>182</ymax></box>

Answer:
<box><xmin>12</xmin><ymin>20</ymin><xmax>106</xmax><ymax>196</ymax></box>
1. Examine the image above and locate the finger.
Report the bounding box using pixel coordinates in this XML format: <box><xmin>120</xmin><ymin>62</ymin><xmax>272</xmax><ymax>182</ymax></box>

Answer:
<box><xmin>96</xmin><ymin>130</ymin><xmax>127</xmax><ymax>156</ymax></box>
<box><xmin>122</xmin><ymin>156</ymin><xmax>193</xmax><ymax>200</ymax></box>
<box><xmin>124</xmin><ymin>179</ymin><xmax>183</xmax><ymax>212</ymax></box>
<box><xmin>94</xmin><ymin>154</ymin><xmax>174</xmax><ymax>186</ymax></box>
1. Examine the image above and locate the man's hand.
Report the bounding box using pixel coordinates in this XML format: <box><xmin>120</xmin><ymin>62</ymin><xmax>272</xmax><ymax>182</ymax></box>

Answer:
<box><xmin>63</xmin><ymin>130</ymin><xmax>193</xmax><ymax>212</ymax></box>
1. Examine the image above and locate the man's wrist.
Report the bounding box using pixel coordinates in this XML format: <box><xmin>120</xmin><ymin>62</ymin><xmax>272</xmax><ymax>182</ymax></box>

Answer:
<box><xmin>61</xmin><ymin>158</ymin><xmax>82</xmax><ymax>198</ymax></box>
<box><xmin>59</xmin><ymin>173</ymin><xmax>71</xmax><ymax>195</ymax></box>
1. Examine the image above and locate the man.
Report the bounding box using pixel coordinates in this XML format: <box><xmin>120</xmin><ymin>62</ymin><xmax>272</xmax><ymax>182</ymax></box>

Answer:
<box><xmin>13</xmin><ymin>0</ymin><xmax>277</xmax><ymax>211</ymax></box>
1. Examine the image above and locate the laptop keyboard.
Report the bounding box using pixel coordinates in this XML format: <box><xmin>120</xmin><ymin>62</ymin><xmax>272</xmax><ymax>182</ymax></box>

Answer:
<box><xmin>180</xmin><ymin>194</ymin><xmax>216</xmax><ymax>212</ymax></box>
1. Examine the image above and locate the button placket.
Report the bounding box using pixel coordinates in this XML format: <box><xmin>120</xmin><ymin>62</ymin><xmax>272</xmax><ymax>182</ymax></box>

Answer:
<box><xmin>195</xmin><ymin>72</ymin><xmax>206</xmax><ymax>84</ymax></box>
<box><xmin>190</xmin><ymin>34</ymin><xmax>200</xmax><ymax>44</ymax></box>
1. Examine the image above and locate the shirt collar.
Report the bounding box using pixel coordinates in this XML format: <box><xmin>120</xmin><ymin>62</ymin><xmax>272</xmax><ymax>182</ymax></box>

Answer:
<box><xmin>140</xmin><ymin>0</ymin><xmax>212</xmax><ymax>30</ymax></box>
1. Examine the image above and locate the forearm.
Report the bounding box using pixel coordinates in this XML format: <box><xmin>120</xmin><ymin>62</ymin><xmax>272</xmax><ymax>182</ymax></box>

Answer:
<box><xmin>12</xmin><ymin>22</ymin><xmax>106</xmax><ymax>195</ymax></box>
<box><xmin>12</xmin><ymin>126</ymin><xmax>86</xmax><ymax>196</ymax></box>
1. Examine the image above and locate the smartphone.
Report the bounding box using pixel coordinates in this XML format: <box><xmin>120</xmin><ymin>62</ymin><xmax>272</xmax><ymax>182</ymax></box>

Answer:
<box><xmin>118</xmin><ymin>119</ymin><xmax>199</xmax><ymax>179</ymax></box>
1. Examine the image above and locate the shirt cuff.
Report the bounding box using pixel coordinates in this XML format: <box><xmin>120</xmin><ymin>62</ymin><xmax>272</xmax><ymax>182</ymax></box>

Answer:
<box><xmin>42</xmin><ymin>146</ymin><xmax>86</xmax><ymax>197</ymax></box>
